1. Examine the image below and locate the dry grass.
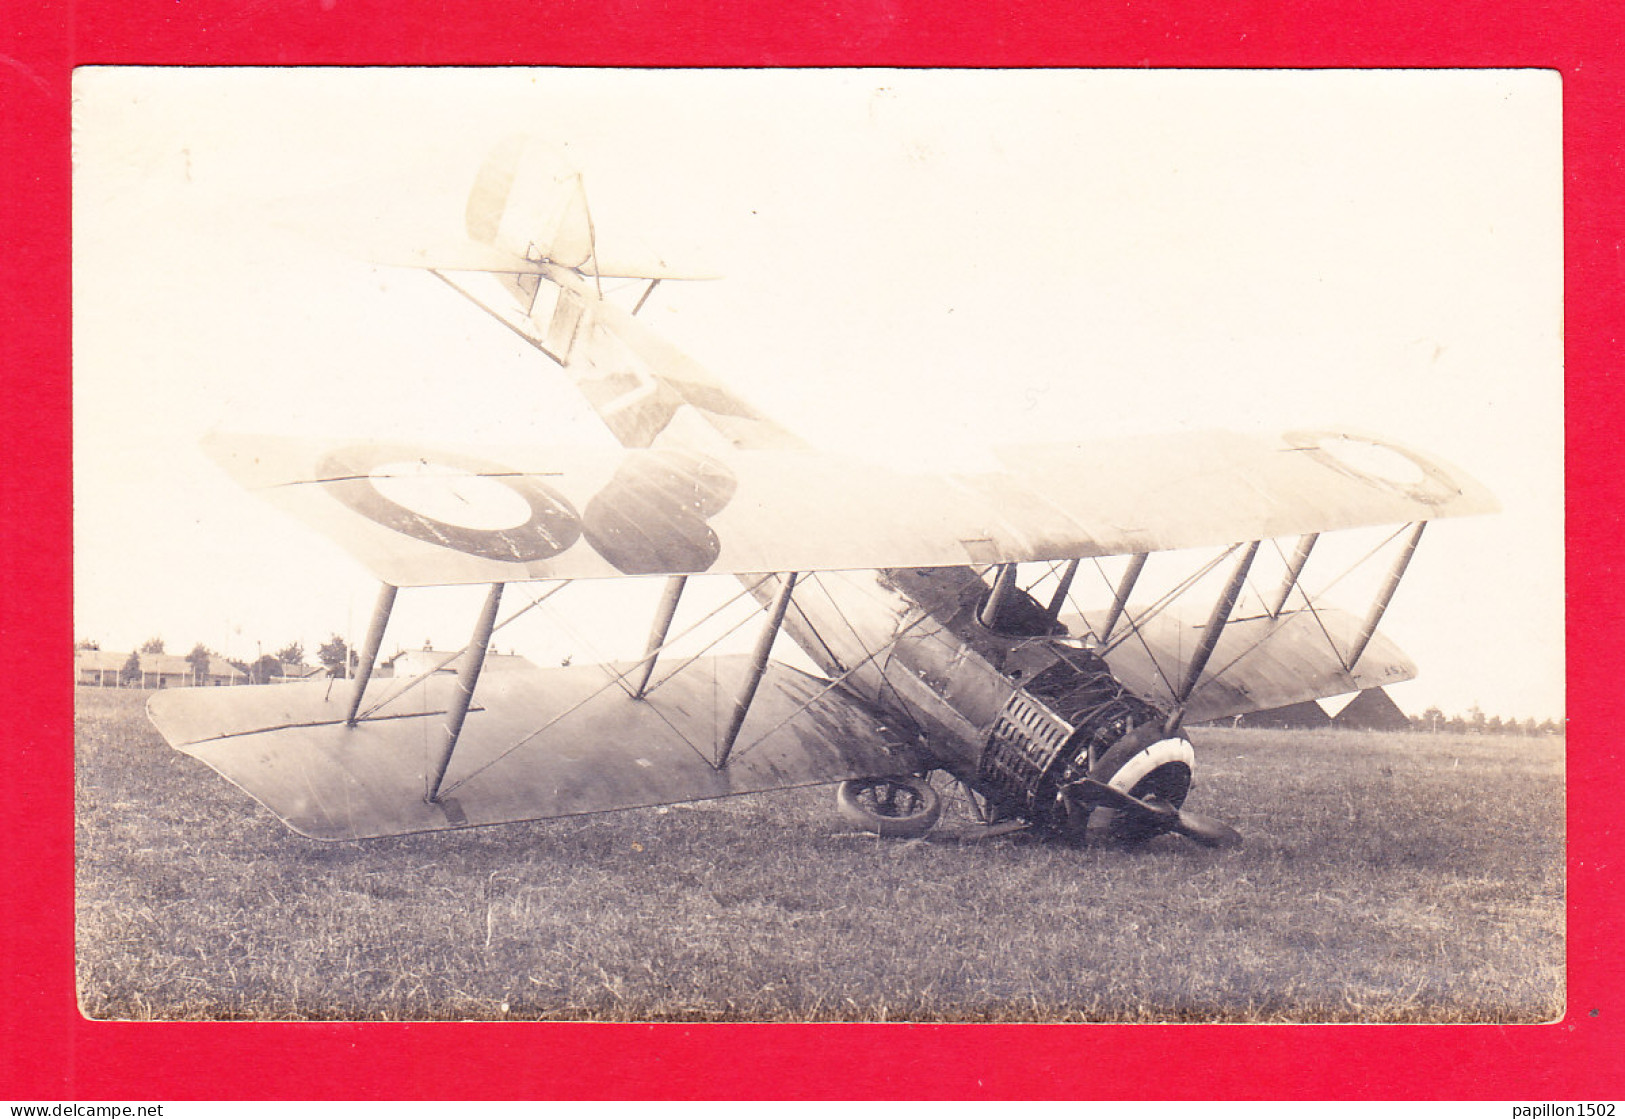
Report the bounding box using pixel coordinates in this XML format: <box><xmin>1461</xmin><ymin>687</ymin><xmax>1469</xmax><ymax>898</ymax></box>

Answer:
<box><xmin>75</xmin><ymin>687</ymin><xmax>1563</xmax><ymax>1022</ymax></box>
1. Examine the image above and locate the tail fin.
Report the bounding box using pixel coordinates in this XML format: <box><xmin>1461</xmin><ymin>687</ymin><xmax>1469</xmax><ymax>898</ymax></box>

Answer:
<box><xmin>465</xmin><ymin>136</ymin><xmax>596</xmax><ymax>270</ymax></box>
<box><xmin>461</xmin><ymin>137</ymin><xmax>714</xmax><ymax>281</ymax></box>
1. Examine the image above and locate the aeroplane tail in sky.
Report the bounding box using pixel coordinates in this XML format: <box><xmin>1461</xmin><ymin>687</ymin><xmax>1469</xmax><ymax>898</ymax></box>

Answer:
<box><xmin>435</xmin><ymin>140</ymin><xmax>794</xmax><ymax>451</ymax></box>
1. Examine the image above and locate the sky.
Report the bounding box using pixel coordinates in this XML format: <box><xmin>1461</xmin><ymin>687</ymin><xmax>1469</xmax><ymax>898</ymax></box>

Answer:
<box><xmin>72</xmin><ymin>68</ymin><xmax>1564</xmax><ymax>721</ymax></box>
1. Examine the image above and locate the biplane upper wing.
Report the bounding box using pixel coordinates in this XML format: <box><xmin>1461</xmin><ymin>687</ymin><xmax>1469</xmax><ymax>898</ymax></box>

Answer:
<box><xmin>204</xmin><ymin>428</ymin><xmax>1496</xmax><ymax>587</ymax></box>
<box><xmin>147</xmin><ymin>655</ymin><xmax>924</xmax><ymax>840</ymax></box>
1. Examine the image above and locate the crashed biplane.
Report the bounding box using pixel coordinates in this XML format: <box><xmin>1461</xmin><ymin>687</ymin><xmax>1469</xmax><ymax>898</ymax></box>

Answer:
<box><xmin>147</xmin><ymin>143</ymin><xmax>1497</xmax><ymax>848</ymax></box>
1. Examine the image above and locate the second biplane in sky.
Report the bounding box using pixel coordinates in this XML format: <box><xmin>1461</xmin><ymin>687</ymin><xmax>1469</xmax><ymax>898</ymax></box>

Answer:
<box><xmin>148</xmin><ymin>142</ymin><xmax>1497</xmax><ymax>848</ymax></box>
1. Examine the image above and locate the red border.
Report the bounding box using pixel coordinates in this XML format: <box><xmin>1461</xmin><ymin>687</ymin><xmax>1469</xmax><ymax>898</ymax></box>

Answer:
<box><xmin>8</xmin><ymin>0</ymin><xmax>1621</xmax><ymax>1100</ymax></box>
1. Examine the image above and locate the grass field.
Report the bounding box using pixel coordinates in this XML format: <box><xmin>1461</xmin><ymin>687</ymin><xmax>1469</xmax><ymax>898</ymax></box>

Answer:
<box><xmin>74</xmin><ymin>686</ymin><xmax>1564</xmax><ymax>1022</ymax></box>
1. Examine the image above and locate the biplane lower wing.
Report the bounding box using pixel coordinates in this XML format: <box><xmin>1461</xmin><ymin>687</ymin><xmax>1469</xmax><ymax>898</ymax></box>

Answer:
<box><xmin>1079</xmin><ymin>605</ymin><xmax>1417</xmax><ymax>725</ymax></box>
<box><xmin>147</xmin><ymin>656</ymin><xmax>922</xmax><ymax>840</ymax></box>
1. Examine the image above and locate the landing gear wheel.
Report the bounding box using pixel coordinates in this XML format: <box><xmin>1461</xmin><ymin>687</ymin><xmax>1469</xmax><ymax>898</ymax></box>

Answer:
<box><xmin>836</xmin><ymin>776</ymin><xmax>943</xmax><ymax>838</ymax></box>
<box><xmin>1082</xmin><ymin>726</ymin><xmax>1196</xmax><ymax>846</ymax></box>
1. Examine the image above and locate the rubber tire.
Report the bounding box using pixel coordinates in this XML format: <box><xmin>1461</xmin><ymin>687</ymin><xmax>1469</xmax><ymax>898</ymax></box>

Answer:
<box><xmin>1083</xmin><ymin>726</ymin><xmax>1196</xmax><ymax>846</ymax></box>
<box><xmin>836</xmin><ymin>776</ymin><xmax>943</xmax><ymax>838</ymax></box>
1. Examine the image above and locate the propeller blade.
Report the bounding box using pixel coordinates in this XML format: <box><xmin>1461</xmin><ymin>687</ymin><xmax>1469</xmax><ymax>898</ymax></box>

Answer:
<box><xmin>1170</xmin><ymin>809</ymin><xmax>1242</xmax><ymax>848</ymax></box>
<box><xmin>1066</xmin><ymin>777</ymin><xmax>1242</xmax><ymax>848</ymax></box>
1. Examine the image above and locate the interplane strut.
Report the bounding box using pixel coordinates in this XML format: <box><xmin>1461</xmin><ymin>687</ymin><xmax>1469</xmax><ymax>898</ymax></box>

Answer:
<box><xmin>427</xmin><ymin>582</ymin><xmax>504</xmax><ymax>804</ymax></box>
<box><xmin>717</xmin><ymin>573</ymin><xmax>799</xmax><ymax>768</ymax></box>
<box><xmin>346</xmin><ymin>583</ymin><xmax>398</xmax><ymax>726</ymax></box>
<box><xmin>1099</xmin><ymin>553</ymin><xmax>1148</xmax><ymax>643</ymax></box>
<box><xmin>634</xmin><ymin>575</ymin><xmax>688</xmax><ymax>698</ymax></box>
<box><xmin>1348</xmin><ymin>522</ymin><xmax>1426</xmax><ymax>669</ymax></box>
<box><xmin>1266</xmin><ymin>533</ymin><xmax>1319</xmax><ymax>618</ymax></box>
<box><xmin>1171</xmin><ymin>540</ymin><xmax>1261</xmax><ymax>727</ymax></box>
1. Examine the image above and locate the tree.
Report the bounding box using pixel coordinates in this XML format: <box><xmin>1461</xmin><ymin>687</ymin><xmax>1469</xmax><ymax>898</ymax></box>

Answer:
<box><xmin>140</xmin><ymin>636</ymin><xmax>166</xmax><ymax>654</ymax></box>
<box><xmin>185</xmin><ymin>643</ymin><xmax>213</xmax><ymax>685</ymax></box>
<box><xmin>119</xmin><ymin>650</ymin><xmax>142</xmax><ymax>687</ymax></box>
<box><xmin>75</xmin><ymin>637</ymin><xmax>100</xmax><ymax>651</ymax></box>
<box><xmin>318</xmin><ymin>634</ymin><xmax>353</xmax><ymax>678</ymax></box>
<box><xmin>274</xmin><ymin>641</ymin><xmax>306</xmax><ymax>667</ymax></box>
<box><xmin>1486</xmin><ymin>714</ymin><xmax>1503</xmax><ymax>735</ymax></box>
<box><xmin>1420</xmin><ymin>705</ymin><xmax>1445</xmax><ymax>733</ymax></box>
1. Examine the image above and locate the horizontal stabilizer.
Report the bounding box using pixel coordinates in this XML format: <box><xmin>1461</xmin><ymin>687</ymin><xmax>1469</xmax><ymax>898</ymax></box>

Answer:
<box><xmin>147</xmin><ymin>656</ymin><xmax>921</xmax><ymax>840</ymax></box>
<box><xmin>366</xmin><ymin>243</ymin><xmax>719</xmax><ymax>282</ymax></box>
<box><xmin>201</xmin><ymin>428</ymin><xmax>1498</xmax><ymax>587</ymax></box>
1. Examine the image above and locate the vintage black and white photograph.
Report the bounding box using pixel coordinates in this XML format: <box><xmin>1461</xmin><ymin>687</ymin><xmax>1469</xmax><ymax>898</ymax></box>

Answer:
<box><xmin>73</xmin><ymin>67</ymin><xmax>1563</xmax><ymax>1022</ymax></box>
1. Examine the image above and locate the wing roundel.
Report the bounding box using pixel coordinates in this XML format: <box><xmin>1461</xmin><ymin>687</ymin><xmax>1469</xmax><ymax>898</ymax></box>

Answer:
<box><xmin>316</xmin><ymin>443</ymin><xmax>584</xmax><ymax>563</ymax></box>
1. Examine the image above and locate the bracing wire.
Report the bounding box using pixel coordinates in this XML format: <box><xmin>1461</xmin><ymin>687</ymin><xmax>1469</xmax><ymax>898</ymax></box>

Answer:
<box><xmin>1185</xmin><ymin>524</ymin><xmax>1414</xmax><ymax>702</ymax></box>
<box><xmin>1090</xmin><ymin>547</ymin><xmax>1240</xmax><ymax>702</ymax></box>
<box><xmin>723</xmin><ymin>571</ymin><xmax>997</xmax><ymax>765</ymax></box>
<box><xmin>357</xmin><ymin>581</ymin><xmax>572</xmax><ymax>721</ymax></box>
<box><xmin>434</xmin><ymin>578</ymin><xmax>772</xmax><ymax>796</ymax></box>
